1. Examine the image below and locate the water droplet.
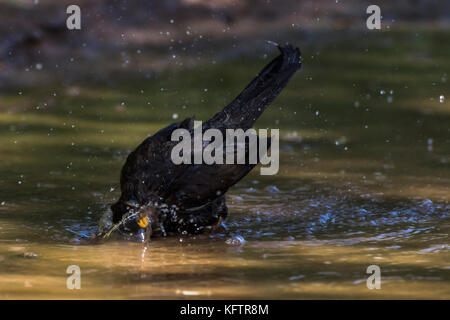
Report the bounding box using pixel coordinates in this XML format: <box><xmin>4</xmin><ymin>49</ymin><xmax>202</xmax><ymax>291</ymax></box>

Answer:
<box><xmin>265</xmin><ymin>185</ymin><xmax>280</xmax><ymax>193</ymax></box>
<box><xmin>439</xmin><ymin>95</ymin><xmax>444</xmax><ymax>103</ymax></box>
<box><xmin>226</xmin><ymin>235</ymin><xmax>246</xmax><ymax>245</ymax></box>
<box><xmin>172</xmin><ymin>113</ymin><xmax>179</xmax><ymax>120</ymax></box>
<box><xmin>289</xmin><ymin>275</ymin><xmax>305</xmax><ymax>281</ymax></box>
<box><xmin>427</xmin><ymin>138</ymin><xmax>433</xmax><ymax>152</ymax></box>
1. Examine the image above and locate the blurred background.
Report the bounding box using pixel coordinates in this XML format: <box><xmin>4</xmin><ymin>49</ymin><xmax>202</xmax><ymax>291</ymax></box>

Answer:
<box><xmin>1</xmin><ymin>0</ymin><xmax>450</xmax><ymax>87</ymax></box>
<box><xmin>0</xmin><ymin>0</ymin><xmax>448</xmax><ymax>299</ymax></box>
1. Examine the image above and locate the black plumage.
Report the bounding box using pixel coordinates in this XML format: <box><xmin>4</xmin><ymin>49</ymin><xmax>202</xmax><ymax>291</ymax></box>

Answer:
<box><xmin>110</xmin><ymin>44</ymin><xmax>301</xmax><ymax>239</ymax></box>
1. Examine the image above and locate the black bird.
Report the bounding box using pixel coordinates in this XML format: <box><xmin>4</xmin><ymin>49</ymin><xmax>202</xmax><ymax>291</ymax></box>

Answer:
<box><xmin>107</xmin><ymin>44</ymin><xmax>301</xmax><ymax>241</ymax></box>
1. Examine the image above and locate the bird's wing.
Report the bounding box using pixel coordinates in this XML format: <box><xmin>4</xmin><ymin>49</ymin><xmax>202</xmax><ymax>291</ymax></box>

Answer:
<box><xmin>166</xmin><ymin>134</ymin><xmax>272</xmax><ymax>209</ymax></box>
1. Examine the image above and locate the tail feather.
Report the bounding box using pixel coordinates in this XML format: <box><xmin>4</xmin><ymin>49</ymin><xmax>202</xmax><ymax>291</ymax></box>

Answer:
<box><xmin>206</xmin><ymin>44</ymin><xmax>301</xmax><ymax>130</ymax></box>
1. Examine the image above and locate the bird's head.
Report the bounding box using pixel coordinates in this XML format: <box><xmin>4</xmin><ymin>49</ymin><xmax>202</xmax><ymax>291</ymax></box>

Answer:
<box><xmin>111</xmin><ymin>199</ymin><xmax>156</xmax><ymax>242</ymax></box>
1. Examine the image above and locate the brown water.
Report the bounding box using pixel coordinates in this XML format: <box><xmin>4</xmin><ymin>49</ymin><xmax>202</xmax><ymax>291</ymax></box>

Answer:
<box><xmin>0</xmin><ymin>28</ymin><xmax>449</xmax><ymax>299</ymax></box>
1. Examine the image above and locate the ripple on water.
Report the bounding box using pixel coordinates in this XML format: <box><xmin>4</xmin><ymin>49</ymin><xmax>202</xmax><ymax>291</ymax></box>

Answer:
<box><xmin>4</xmin><ymin>183</ymin><xmax>449</xmax><ymax>251</ymax></box>
<box><xmin>228</xmin><ymin>187</ymin><xmax>449</xmax><ymax>246</ymax></box>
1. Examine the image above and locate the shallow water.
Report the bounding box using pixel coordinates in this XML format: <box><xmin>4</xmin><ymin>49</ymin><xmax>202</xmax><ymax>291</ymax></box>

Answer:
<box><xmin>0</xmin><ymin>28</ymin><xmax>449</xmax><ymax>299</ymax></box>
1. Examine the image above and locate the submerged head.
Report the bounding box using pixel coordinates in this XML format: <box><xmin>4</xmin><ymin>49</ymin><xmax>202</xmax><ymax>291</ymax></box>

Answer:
<box><xmin>110</xmin><ymin>200</ymin><xmax>155</xmax><ymax>241</ymax></box>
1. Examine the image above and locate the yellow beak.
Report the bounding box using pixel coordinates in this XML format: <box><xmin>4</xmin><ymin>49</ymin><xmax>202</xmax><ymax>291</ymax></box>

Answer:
<box><xmin>137</xmin><ymin>216</ymin><xmax>149</xmax><ymax>228</ymax></box>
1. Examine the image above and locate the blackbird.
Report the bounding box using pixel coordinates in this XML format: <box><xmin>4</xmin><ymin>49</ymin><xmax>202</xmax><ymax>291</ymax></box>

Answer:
<box><xmin>109</xmin><ymin>44</ymin><xmax>301</xmax><ymax>241</ymax></box>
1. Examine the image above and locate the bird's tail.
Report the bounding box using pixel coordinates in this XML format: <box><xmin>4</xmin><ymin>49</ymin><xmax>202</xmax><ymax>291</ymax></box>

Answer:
<box><xmin>207</xmin><ymin>44</ymin><xmax>301</xmax><ymax>130</ymax></box>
